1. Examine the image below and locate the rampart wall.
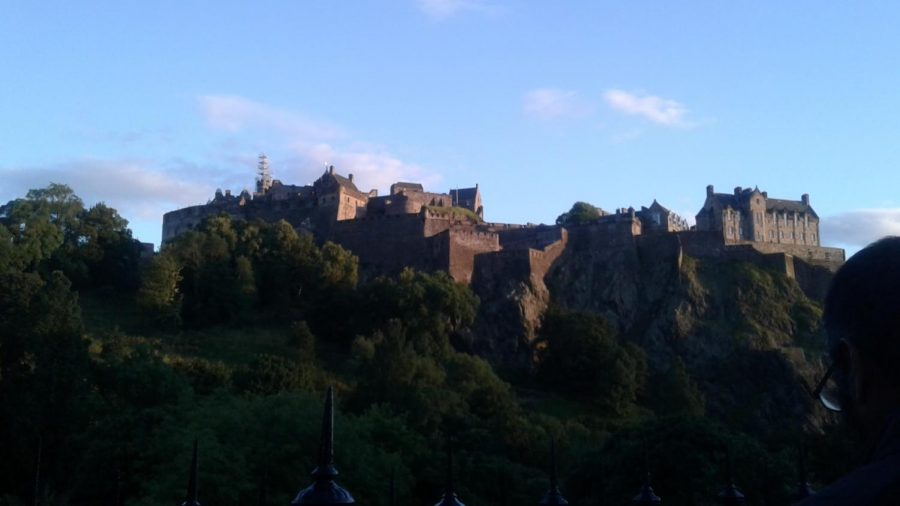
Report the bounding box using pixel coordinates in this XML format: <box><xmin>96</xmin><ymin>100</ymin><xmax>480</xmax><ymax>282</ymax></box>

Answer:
<box><xmin>564</xmin><ymin>219</ymin><xmax>641</xmax><ymax>252</ymax></box>
<box><xmin>329</xmin><ymin>214</ymin><xmax>434</xmax><ymax>275</ymax></box>
<box><xmin>448</xmin><ymin>228</ymin><xmax>501</xmax><ymax>283</ymax></box>
<box><xmin>746</xmin><ymin>241</ymin><xmax>845</xmax><ymax>268</ymax></box>
<box><xmin>494</xmin><ymin>225</ymin><xmax>566</xmax><ymax>250</ymax></box>
<box><xmin>676</xmin><ymin>231</ymin><xmax>837</xmax><ymax>301</ymax></box>
<box><xmin>526</xmin><ymin>229</ymin><xmax>569</xmax><ymax>281</ymax></box>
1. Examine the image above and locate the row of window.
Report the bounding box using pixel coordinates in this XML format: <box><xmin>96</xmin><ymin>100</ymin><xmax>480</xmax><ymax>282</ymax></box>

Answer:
<box><xmin>753</xmin><ymin>212</ymin><xmax>812</xmax><ymax>226</ymax></box>
<box><xmin>760</xmin><ymin>230</ymin><xmax>816</xmax><ymax>242</ymax></box>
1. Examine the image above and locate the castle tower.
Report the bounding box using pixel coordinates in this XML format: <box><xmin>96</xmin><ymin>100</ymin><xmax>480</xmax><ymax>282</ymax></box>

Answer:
<box><xmin>256</xmin><ymin>153</ymin><xmax>273</xmax><ymax>194</ymax></box>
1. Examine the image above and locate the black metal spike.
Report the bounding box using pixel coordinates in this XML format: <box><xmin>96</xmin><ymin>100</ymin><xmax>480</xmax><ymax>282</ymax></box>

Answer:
<box><xmin>716</xmin><ymin>450</ymin><xmax>745</xmax><ymax>505</ymax></box>
<box><xmin>389</xmin><ymin>467</ymin><xmax>396</xmax><ymax>506</ymax></box>
<box><xmin>291</xmin><ymin>386</ymin><xmax>355</xmax><ymax>504</ymax></box>
<box><xmin>179</xmin><ymin>439</ymin><xmax>200</xmax><ymax>506</ymax></box>
<box><xmin>790</xmin><ymin>445</ymin><xmax>815</xmax><ymax>501</ymax></box>
<box><xmin>33</xmin><ymin>436</ymin><xmax>42</xmax><ymax>506</ymax></box>
<box><xmin>314</xmin><ymin>386</ymin><xmax>337</xmax><ymax>480</ymax></box>
<box><xmin>434</xmin><ymin>437</ymin><xmax>465</xmax><ymax>506</ymax></box>
<box><xmin>540</xmin><ymin>439</ymin><xmax>568</xmax><ymax>505</ymax></box>
<box><xmin>257</xmin><ymin>470</ymin><xmax>268</xmax><ymax>506</ymax></box>
<box><xmin>632</xmin><ymin>472</ymin><xmax>662</xmax><ymax>504</ymax></box>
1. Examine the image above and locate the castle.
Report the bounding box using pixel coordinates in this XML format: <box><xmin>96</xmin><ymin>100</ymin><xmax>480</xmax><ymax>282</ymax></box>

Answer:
<box><xmin>162</xmin><ymin>156</ymin><xmax>845</xmax><ymax>287</ymax></box>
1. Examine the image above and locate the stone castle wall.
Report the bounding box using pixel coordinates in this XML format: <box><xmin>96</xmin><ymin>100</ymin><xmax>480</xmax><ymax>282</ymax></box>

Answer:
<box><xmin>743</xmin><ymin>241</ymin><xmax>845</xmax><ymax>267</ymax></box>
<box><xmin>492</xmin><ymin>224</ymin><xmax>566</xmax><ymax>251</ymax></box>
<box><xmin>447</xmin><ymin>228</ymin><xmax>501</xmax><ymax>283</ymax></box>
<box><xmin>329</xmin><ymin>214</ymin><xmax>434</xmax><ymax>276</ymax></box>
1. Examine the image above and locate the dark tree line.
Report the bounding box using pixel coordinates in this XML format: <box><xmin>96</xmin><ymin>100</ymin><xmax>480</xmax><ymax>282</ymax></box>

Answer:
<box><xmin>0</xmin><ymin>185</ymin><xmax>851</xmax><ymax>505</ymax></box>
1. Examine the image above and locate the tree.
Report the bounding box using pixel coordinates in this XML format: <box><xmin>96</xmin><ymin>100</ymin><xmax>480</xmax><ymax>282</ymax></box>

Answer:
<box><xmin>536</xmin><ymin>308</ymin><xmax>646</xmax><ymax>415</ymax></box>
<box><xmin>137</xmin><ymin>253</ymin><xmax>183</xmax><ymax>328</ymax></box>
<box><xmin>555</xmin><ymin>201</ymin><xmax>605</xmax><ymax>226</ymax></box>
<box><xmin>360</xmin><ymin>269</ymin><xmax>478</xmax><ymax>357</ymax></box>
<box><xmin>647</xmin><ymin>356</ymin><xmax>705</xmax><ymax>417</ymax></box>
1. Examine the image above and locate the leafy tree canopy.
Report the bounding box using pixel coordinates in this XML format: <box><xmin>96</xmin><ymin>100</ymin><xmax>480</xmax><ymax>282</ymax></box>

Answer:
<box><xmin>555</xmin><ymin>201</ymin><xmax>605</xmax><ymax>226</ymax></box>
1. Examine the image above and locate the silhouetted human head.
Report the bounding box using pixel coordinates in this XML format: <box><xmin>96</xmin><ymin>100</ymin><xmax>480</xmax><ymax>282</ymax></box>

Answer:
<box><xmin>824</xmin><ymin>236</ymin><xmax>900</xmax><ymax>436</ymax></box>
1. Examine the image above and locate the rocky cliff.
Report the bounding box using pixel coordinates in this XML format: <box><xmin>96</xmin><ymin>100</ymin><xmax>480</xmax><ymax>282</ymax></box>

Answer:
<box><xmin>472</xmin><ymin>225</ymin><xmax>833</xmax><ymax>433</ymax></box>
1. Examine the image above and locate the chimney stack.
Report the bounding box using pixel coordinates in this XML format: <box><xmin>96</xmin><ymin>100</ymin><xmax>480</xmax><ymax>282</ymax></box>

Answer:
<box><xmin>706</xmin><ymin>185</ymin><xmax>715</xmax><ymax>197</ymax></box>
<box><xmin>349</xmin><ymin>174</ymin><xmax>354</xmax><ymax>182</ymax></box>
<box><xmin>734</xmin><ymin>186</ymin><xmax>742</xmax><ymax>196</ymax></box>
<box><xmin>801</xmin><ymin>194</ymin><xmax>810</xmax><ymax>206</ymax></box>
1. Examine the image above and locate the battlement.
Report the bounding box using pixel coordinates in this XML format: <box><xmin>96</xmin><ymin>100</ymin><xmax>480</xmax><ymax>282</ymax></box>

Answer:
<box><xmin>160</xmin><ymin>160</ymin><xmax>844</xmax><ymax>292</ymax></box>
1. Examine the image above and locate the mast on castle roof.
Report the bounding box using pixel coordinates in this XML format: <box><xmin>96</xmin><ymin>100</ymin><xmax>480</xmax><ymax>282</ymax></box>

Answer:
<box><xmin>291</xmin><ymin>386</ymin><xmax>355</xmax><ymax>505</ymax></box>
<box><xmin>256</xmin><ymin>153</ymin><xmax>272</xmax><ymax>194</ymax></box>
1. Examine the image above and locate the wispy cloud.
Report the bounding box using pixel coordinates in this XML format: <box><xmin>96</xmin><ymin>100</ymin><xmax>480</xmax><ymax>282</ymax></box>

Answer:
<box><xmin>0</xmin><ymin>159</ymin><xmax>223</xmax><ymax>244</ymax></box>
<box><xmin>416</xmin><ymin>0</ymin><xmax>494</xmax><ymax>19</ymax></box>
<box><xmin>1</xmin><ymin>159</ymin><xmax>215</xmax><ymax>218</ymax></box>
<box><xmin>198</xmin><ymin>94</ymin><xmax>442</xmax><ymax>195</ymax></box>
<box><xmin>199</xmin><ymin>95</ymin><xmax>343</xmax><ymax>140</ymax></box>
<box><xmin>821</xmin><ymin>208</ymin><xmax>900</xmax><ymax>249</ymax></box>
<box><xmin>289</xmin><ymin>142</ymin><xmax>439</xmax><ymax>193</ymax></box>
<box><xmin>522</xmin><ymin>88</ymin><xmax>593</xmax><ymax>120</ymax></box>
<box><xmin>603</xmin><ymin>89</ymin><xmax>688</xmax><ymax>127</ymax></box>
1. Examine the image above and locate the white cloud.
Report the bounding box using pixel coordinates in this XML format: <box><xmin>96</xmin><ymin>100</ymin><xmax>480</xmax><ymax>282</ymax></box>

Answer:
<box><xmin>821</xmin><ymin>208</ymin><xmax>900</xmax><ymax>249</ymax></box>
<box><xmin>198</xmin><ymin>94</ymin><xmax>443</xmax><ymax>195</ymax></box>
<box><xmin>288</xmin><ymin>142</ymin><xmax>440</xmax><ymax>194</ymax></box>
<box><xmin>1</xmin><ymin>160</ymin><xmax>213</xmax><ymax>215</ymax></box>
<box><xmin>416</xmin><ymin>0</ymin><xmax>493</xmax><ymax>19</ymax></box>
<box><xmin>522</xmin><ymin>88</ymin><xmax>593</xmax><ymax>120</ymax></box>
<box><xmin>0</xmin><ymin>159</ymin><xmax>221</xmax><ymax>244</ymax></box>
<box><xmin>603</xmin><ymin>89</ymin><xmax>688</xmax><ymax>127</ymax></box>
<box><xmin>1</xmin><ymin>96</ymin><xmax>449</xmax><ymax>244</ymax></box>
<box><xmin>199</xmin><ymin>95</ymin><xmax>343</xmax><ymax>140</ymax></box>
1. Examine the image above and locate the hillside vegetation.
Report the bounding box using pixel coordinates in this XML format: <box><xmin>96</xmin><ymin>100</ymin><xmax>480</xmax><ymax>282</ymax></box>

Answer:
<box><xmin>0</xmin><ymin>185</ymin><xmax>849</xmax><ymax>506</ymax></box>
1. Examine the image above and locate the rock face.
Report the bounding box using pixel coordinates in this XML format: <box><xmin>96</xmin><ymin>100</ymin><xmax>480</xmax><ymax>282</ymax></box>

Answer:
<box><xmin>473</xmin><ymin>224</ymin><xmax>834</xmax><ymax>432</ymax></box>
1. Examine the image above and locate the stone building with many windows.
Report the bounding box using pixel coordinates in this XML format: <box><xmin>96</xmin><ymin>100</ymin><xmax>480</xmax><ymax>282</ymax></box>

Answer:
<box><xmin>695</xmin><ymin>185</ymin><xmax>820</xmax><ymax>246</ymax></box>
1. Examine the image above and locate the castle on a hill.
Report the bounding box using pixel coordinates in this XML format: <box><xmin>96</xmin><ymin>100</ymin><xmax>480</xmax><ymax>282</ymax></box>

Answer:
<box><xmin>162</xmin><ymin>155</ymin><xmax>845</xmax><ymax>286</ymax></box>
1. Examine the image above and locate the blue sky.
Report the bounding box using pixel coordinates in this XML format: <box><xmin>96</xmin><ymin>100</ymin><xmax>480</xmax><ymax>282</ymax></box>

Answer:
<box><xmin>2</xmin><ymin>1</ymin><xmax>900</xmax><ymax>252</ymax></box>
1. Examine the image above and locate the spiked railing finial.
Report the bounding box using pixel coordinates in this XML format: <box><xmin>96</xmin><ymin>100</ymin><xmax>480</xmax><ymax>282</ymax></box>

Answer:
<box><xmin>291</xmin><ymin>386</ymin><xmax>354</xmax><ymax>504</ymax></box>
<box><xmin>180</xmin><ymin>439</ymin><xmax>200</xmax><ymax>506</ymax></box>
<box><xmin>540</xmin><ymin>438</ymin><xmax>568</xmax><ymax>505</ymax></box>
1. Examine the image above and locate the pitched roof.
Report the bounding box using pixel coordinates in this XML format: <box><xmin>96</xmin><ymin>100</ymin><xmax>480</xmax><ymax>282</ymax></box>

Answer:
<box><xmin>706</xmin><ymin>191</ymin><xmax>818</xmax><ymax>218</ymax></box>
<box><xmin>331</xmin><ymin>173</ymin><xmax>360</xmax><ymax>192</ymax></box>
<box><xmin>647</xmin><ymin>199</ymin><xmax>672</xmax><ymax>215</ymax></box>
<box><xmin>766</xmin><ymin>198</ymin><xmax>814</xmax><ymax>215</ymax></box>
<box><xmin>709</xmin><ymin>193</ymin><xmax>741</xmax><ymax>209</ymax></box>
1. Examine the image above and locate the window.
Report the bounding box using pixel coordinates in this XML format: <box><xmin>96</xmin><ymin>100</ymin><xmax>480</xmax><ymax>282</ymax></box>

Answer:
<box><xmin>769</xmin><ymin>230</ymin><xmax>775</xmax><ymax>239</ymax></box>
